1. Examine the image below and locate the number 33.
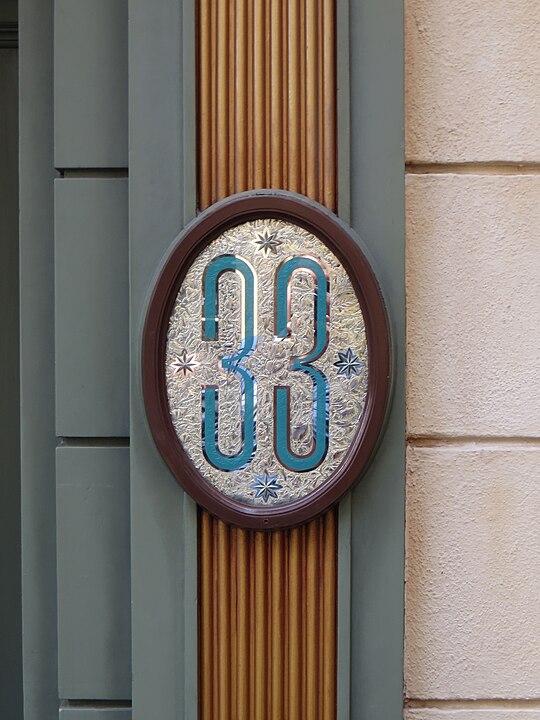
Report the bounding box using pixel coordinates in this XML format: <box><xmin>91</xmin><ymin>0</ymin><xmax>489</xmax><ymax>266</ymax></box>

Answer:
<box><xmin>202</xmin><ymin>254</ymin><xmax>330</xmax><ymax>473</ymax></box>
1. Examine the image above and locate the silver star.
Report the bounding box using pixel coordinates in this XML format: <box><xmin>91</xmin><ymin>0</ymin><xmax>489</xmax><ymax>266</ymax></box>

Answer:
<box><xmin>171</xmin><ymin>350</ymin><xmax>200</xmax><ymax>377</ymax></box>
<box><xmin>334</xmin><ymin>348</ymin><xmax>363</xmax><ymax>379</ymax></box>
<box><xmin>250</xmin><ymin>471</ymin><xmax>283</xmax><ymax>503</ymax></box>
<box><xmin>254</xmin><ymin>230</ymin><xmax>282</xmax><ymax>256</ymax></box>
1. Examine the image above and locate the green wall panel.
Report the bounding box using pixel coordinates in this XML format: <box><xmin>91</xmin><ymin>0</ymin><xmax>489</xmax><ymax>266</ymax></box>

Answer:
<box><xmin>54</xmin><ymin>0</ymin><xmax>127</xmax><ymax>168</ymax></box>
<box><xmin>19</xmin><ymin>0</ymin><xmax>59</xmax><ymax>717</ymax></box>
<box><xmin>0</xmin><ymin>43</ymin><xmax>23</xmax><ymax>720</ymax></box>
<box><xmin>55</xmin><ymin>178</ymin><xmax>129</xmax><ymax>437</ymax></box>
<box><xmin>59</xmin><ymin>709</ymin><xmax>131</xmax><ymax>720</ymax></box>
<box><xmin>56</xmin><ymin>447</ymin><xmax>131</xmax><ymax>700</ymax></box>
<box><xmin>22</xmin><ymin>0</ymin><xmax>133</xmax><ymax>715</ymax></box>
<box><xmin>19</xmin><ymin>0</ymin><xmax>403</xmax><ymax>715</ymax></box>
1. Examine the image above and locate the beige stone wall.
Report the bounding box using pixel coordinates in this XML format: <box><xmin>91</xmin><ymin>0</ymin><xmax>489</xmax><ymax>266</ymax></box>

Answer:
<box><xmin>405</xmin><ymin>0</ymin><xmax>540</xmax><ymax>716</ymax></box>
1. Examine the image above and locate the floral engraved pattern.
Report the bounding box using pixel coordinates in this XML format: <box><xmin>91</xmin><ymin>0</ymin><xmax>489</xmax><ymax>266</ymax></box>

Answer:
<box><xmin>334</xmin><ymin>348</ymin><xmax>364</xmax><ymax>379</ymax></box>
<box><xmin>250</xmin><ymin>472</ymin><xmax>283</xmax><ymax>502</ymax></box>
<box><xmin>254</xmin><ymin>229</ymin><xmax>283</xmax><ymax>256</ymax></box>
<box><xmin>171</xmin><ymin>350</ymin><xmax>200</xmax><ymax>377</ymax></box>
<box><xmin>166</xmin><ymin>219</ymin><xmax>368</xmax><ymax>506</ymax></box>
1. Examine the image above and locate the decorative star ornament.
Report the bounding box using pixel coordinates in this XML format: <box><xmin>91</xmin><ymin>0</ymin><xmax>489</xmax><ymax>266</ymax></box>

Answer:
<box><xmin>171</xmin><ymin>350</ymin><xmax>200</xmax><ymax>377</ymax></box>
<box><xmin>334</xmin><ymin>348</ymin><xmax>364</xmax><ymax>379</ymax></box>
<box><xmin>250</xmin><ymin>471</ymin><xmax>283</xmax><ymax>503</ymax></box>
<box><xmin>254</xmin><ymin>229</ymin><xmax>282</xmax><ymax>256</ymax></box>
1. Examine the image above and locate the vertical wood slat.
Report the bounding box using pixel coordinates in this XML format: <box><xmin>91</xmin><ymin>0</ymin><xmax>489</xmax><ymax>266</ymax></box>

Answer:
<box><xmin>236</xmin><ymin>529</ymin><xmax>249</xmax><ymax>720</ymax></box>
<box><xmin>199</xmin><ymin>511</ymin><xmax>213</xmax><ymax>720</ymax></box>
<box><xmin>197</xmin><ymin>0</ymin><xmax>336</xmax><ymax>208</ymax></box>
<box><xmin>323</xmin><ymin>509</ymin><xmax>337</xmax><ymax>719</ymax></box>
<box><xmin>322</xmin><ymin>0</ymin><xmax>336</xmax><ymax>209</ymax></box>
<box><xmin>253</xmin><ymin>0</ymin><xmax>265</xmax><ymax>188</ymax></box>
<box><xmin>197</xmin><ymin>0</ymin><xmax>337</xmax><ymax>718</ymax></box>
<box><xmin>199</xmin><ymin>512</ymin><xmax>337</xmax><ymax>720</ymax></box>
<box><xmin>198</xmin><ymin>0</ymin><xmax>212</xmax><ymax>211</ymax></box>
<box><xmin>234</xmin><ymin>0</ymin><xmax>247</xmax><ymax>193</ymax></box>
<box><xmin>270</xmin><ymin>0</ymin><xmax>283</xmax><ymax>188</ymax></box>
<box><xmin>217</xmin><ymin>521</ymin><xmax>231</xmax><ymax>720</ymax></box>
<box><xmin>270</xmin><ymin>531</ymin><xmax>284</xmax><ymax>720</ymax></box>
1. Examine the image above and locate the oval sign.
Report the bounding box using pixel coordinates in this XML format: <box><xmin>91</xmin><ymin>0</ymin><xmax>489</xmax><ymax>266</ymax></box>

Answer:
<box><xmin>143</xmin><ymin>192</ymin><xmax>391</xmax><ymax>529</ymax></box>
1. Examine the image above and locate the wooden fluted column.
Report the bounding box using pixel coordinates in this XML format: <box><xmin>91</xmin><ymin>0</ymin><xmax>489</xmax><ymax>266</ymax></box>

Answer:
<box><xmin>197</xmin><ymin>1</ymin><xmax>337</xmax><ymax>717</ymax></box>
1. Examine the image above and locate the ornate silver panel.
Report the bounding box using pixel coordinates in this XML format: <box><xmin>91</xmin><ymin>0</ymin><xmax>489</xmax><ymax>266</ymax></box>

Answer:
<box><xmin>165</xmin><ymin>218</ymin><xmax>368</xmax><ymax>506</ymax></box>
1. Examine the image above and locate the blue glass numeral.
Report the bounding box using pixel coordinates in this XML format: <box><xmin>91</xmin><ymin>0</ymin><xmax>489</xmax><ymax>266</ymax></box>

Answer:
<box><xmin>275</xmin><ymin>257</ymin><xmax>329</xmax><ymax>471</ymax></box>
<box><xmin>201</xmin><ymin>254</ymin><xmax>330</xmax><ymax>474</ymax></box>
<box><xmin>202</xmin><ymin>255</ymin><xmax>257</xmax><ymax>471</ymax></box>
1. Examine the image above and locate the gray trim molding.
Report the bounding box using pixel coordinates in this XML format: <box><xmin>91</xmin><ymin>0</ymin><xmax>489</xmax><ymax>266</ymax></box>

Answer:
<box><xmin>129</xmin><ymin>0</ymin><xmax>197</xmax><ymax>716</ymax></box>
<box><xmin>349</xmin><ymin>0</ymin><xmax>405</xmax><ymax>716</ymax></box>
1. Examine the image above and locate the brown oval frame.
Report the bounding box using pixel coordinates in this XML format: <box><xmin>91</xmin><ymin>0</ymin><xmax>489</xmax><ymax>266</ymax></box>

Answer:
<box><xmin>142</xmin><ymin>192</ymin><xmax>391</xmax><ymax>529</ymax></box>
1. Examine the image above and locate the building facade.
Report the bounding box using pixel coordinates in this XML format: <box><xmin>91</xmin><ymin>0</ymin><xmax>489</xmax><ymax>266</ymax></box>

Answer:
<box><xmin>0</xmin><ymin>0</ymin><xmax>538</xmax><ymax>718</ymax></box>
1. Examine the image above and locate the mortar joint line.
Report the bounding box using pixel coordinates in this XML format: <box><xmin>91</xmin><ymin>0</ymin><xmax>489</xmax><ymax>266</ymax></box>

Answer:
<box><xmin>61</xmin><ymin>699</ymin><xmax>132</xmax><ymax>709</ymax></box>
<box><xmin>57</xmin><ymin>437</ymin><xmax>130</xmax><ymax>448</ymax></box>
<box><xmin>406</xmin><ymin>161</ymin><xmax>540</xmax><ymax>176</ymax></box>
<box><xmin>58</xmin><ymin>168</ymin><xmax>129</xmax><ymax>179</ymax></box>
<box><xmin>405</xmin><ymin>698</ymin><xmax>540</xmax><ymax>710</ymax></box>
<box><xmin>407</xmin><ymin>435</ymin><xmax>540</xmax><ymax>448</ymax></box>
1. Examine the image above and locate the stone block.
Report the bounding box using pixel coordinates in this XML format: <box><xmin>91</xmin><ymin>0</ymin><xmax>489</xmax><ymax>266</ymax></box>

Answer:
<box><xmin>407</xmin><ymin>174</ymin><xmax>540</xmax><ymax>438</ymax></box>
<box><xmin>406</xmin><ymin>0</ymin><xmax>540</xmax><ymax>163</ymax></box>
<box><xmin>406</xmin><ymin>445</ymin><xmax>540</xmax><ymax>698</ymax></box>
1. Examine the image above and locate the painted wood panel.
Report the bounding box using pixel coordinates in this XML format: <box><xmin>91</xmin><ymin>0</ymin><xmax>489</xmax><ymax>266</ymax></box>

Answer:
<box><xmin>56</xmin><ymin>447</ymin><xmax>131</xmax><ymax>699</ymax></box>
<box><xmin>348</xmin><ymin>0</ymin><xmax>406</xmax><ymax>716</ymax></box>
<box><xmin>16</xmin><ymin>0</ymin><xmax>404</xmax><ymax>718</ymax></box>
<box><xmin>54</xmin><ymin>0</ymin><xmax>127</xmax><ymax>168</ymax></box>
<box><xmin>0</xmin><ymin>43</ymin><xmax>23</xmax><ymax>720</ymax></box>
<box><xmin>55</xmin><ymin>178</ymin><xmax>129</xmax><ymax>437</ymax></box>
<box><xmin>59</xmin><ymin>709</ymin><xmax>131</xmax><ymax>720</ymax></box>
<box><xmin>19</xmin><ymin>0</ymin><xmax>59</xmax><ymax>716</ymax></box>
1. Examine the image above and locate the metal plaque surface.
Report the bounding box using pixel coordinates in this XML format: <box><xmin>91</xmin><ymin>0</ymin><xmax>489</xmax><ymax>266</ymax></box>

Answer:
<box><xmin>166</xmin><ymin>218</ymin><xmax>368</xmax><ymax>506</ymax></box>
<box><xmin>143</xmin><ymin>193</ymin><xmax>390</xmax><ymax>528</ymax></box>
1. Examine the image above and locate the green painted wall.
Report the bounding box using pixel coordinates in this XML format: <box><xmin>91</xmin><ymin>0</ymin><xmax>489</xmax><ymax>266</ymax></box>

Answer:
<box><xmin>19</xmin><ymin>0</ymin><xmax>58</xmax><ymax>717</ymax></box>
<box><xmin>17</xmin><ymin>0</ymin><xmax>404</xmax><ymax>717</ymax></box>
<box><xmin>0</xmin><ymin>29</ymin><xmax>23</xmax><ymax>720</ymax></box>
